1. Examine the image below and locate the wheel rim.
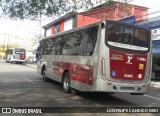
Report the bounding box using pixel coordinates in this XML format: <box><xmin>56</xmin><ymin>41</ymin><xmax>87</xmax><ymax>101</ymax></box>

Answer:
<box><xmin>64</xmin><ymin>77</ymin><xmax>69</xmax><ymax>90</ymax></box>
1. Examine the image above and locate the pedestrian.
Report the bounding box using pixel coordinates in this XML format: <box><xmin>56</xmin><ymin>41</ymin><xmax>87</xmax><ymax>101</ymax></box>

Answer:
<box><xmin>35</xmin><ymin>52</ymin><xmax>39</xmax><ymax>64</ymax></box>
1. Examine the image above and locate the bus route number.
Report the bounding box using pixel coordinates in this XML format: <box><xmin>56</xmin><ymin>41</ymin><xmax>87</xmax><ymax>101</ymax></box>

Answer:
<box><xmin>124</xmin><ymin>28</ymin><xmax>133</xmax><ymax>35</ymax></box>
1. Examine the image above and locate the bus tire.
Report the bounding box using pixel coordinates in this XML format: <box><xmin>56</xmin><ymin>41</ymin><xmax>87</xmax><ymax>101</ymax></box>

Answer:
<box><xmin>62</xmin><ymin>72</ymin><xmax>71</xmax><ymax>93</ymax></box>
<box><xmin>42</xmin><ymin>67</ymin><xmax>50</xmax><ymax>82</ymax></box>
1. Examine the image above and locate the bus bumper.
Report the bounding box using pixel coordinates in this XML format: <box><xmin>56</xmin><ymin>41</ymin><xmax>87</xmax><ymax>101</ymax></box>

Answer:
<box><xmin>95</xmin><ymin>79</ymin><xmax>150</xmax><ymax>94</ymax></box>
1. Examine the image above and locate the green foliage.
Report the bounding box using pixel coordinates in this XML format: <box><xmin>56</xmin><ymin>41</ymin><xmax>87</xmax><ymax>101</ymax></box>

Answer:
<box><xmin>0</xmin><ymin>0</ymin><xmax>129</xmax><ymax>19</ymax></box>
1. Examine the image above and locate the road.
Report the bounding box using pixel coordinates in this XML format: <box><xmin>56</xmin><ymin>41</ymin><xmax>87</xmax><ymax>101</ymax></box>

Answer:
<box><xmin>0</xmin><ymin>60</ymin><xmax>159</xmax><ymax>115</ymax></box>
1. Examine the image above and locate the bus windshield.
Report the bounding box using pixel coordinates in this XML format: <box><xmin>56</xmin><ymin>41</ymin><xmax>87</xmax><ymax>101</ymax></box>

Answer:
<box><xmin>14</xmin><ymin>48</ymin><xmax>26</xmax><ymax>54</ymax></box>
<box><xmin>106</xmin><ymin>23</ymin><xmax>149</xmax><ymax>51</ymax></box>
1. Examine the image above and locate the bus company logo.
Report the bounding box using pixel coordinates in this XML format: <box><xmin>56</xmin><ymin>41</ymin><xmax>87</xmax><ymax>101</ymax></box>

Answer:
<box><xmin>111</xmin><ymin>54</ymin><xmax>124</xmax><ymax>61</ymax></box>
<box><xmin>126</xmin><ymin>56</ymin><xmax>133</xmax><ymax>64</ymax></box>
<box><xmin>124</xmin><ymin>73</ymin><xmax>133</xmax><ymax>78</ymax></box>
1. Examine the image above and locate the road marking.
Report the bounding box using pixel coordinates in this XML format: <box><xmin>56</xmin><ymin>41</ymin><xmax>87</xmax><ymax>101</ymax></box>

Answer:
<box><xmin>24</xmin><ymin>78</ymin><xmax>34</xmax><ymax>83</ymax></box>
<box><xmin>144</xmin><ymin>94</ymin><xmax>160</xmax><ymax>101</ymax></box>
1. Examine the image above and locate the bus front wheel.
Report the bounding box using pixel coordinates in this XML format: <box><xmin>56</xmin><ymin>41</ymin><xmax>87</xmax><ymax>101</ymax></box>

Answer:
<box><xmin>62</xmin><ymin>72</ymin><xmax>71</xmax><ymax>93</ymax></box>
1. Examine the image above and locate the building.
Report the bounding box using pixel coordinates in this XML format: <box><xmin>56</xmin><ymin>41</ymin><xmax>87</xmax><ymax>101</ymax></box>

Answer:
<box><xmin>43</xmin><ymin>1</ymin><xmax>149</xmax><ymax>37</ymax></box>
<box><xmin>43</xmin><ymin>12</ymin><xmax>100</xmax><ymax>37</ymax></box>
<box><xmin>80</xmin><ymin>1</ymin><xmax>148</xmax><ymax>22</ymax></box>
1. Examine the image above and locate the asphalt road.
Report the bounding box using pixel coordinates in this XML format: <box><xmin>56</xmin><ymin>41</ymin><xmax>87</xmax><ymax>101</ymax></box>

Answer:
<box><xmin>0</xmin><ymin>60</ymin><xmax>159</xmax><ymax>115</ymax></box>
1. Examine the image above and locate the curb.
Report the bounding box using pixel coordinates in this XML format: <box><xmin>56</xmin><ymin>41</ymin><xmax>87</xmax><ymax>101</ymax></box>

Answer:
<box><xmin>151</xmin><ymin>81</ymin><xmax>160</xmax><ymax>88</ymax></box>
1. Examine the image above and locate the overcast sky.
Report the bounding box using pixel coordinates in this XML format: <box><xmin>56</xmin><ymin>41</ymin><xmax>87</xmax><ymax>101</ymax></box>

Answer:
<box><xmin>131</xmin><ymin>0</ymin><xmax>160</xmax><ymax>19</ymax></box>
<box><xmin>131</xmin><ymin>0</ymin><xmax>160</xmax><ymax>8</ymax></box>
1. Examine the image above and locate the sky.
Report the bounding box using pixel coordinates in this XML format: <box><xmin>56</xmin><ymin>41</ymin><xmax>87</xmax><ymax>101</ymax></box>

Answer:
<box><xmin>0</xmin><ymin>0</ymin><xmax>160</xmax><ymax>46</ymax></box>
<box><xmin>131</xmin><ymin>0</ymin><xmax>160</xmax><ymax>8</ymax></box>
<box><xmin>131</xmin><ymin>0</ymin><xmax>160</xmax><ymax>17</ymax></box>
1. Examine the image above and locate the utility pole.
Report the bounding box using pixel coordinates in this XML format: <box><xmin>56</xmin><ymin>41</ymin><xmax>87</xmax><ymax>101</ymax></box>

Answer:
<box><xmin>3</xmin><ymin>36</ymin><xmax>5</xmax><ymax>51</ymax></box>
<box><xmin>34</xmin><ymin>12</ymin><xmax>42</xmax><ymax>50</ymax></box>
<box><xmin>3</xmin><ymin>36</ymin><xmax>6</xmax><ymax>58</ymax></box>
<box><xmin>38</xmin><ymin>12</ymin><xmax>42</xmax><ymax>42</ymax></box>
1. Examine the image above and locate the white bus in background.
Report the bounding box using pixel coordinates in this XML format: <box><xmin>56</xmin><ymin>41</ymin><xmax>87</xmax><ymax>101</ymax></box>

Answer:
<box><xmin>5</xmin><ymin>48</ymin><xmax>26</xmax><ymax>64</ymax></box>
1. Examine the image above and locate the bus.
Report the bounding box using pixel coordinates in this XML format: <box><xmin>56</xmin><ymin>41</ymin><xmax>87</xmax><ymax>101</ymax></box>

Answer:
<box><xmin>37</xmin><ymin>20</ymin><xmax>152</xmax><ymax>95</ymax></box>
<box><xmin>152</xmin><ymin>40</ymin><xmax>160</xmax><ymax>80</ymax></box>
<box><xmin>5</xmin><ymin>48</ymin><xmax>26</xmax><ymax>64</ymax></box>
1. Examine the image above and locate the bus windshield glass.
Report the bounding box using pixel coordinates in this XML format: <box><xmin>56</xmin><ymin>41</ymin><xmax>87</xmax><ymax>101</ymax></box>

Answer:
<box><xmin>14</xmin><ymin>48</ymin><xmax>26</xmax><ymax>54</ymax></box>
<box><xmin>106</xmin><ymin>23</ymin><xmax>149</xmax><ymax>51</ymax></box>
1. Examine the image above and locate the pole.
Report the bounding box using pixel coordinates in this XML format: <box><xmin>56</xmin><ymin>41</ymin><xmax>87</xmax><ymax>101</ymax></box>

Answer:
<box><xmin>3</xmin><ymin>37</ymin><xmax>5</xmax><ymax>53</ymax></box>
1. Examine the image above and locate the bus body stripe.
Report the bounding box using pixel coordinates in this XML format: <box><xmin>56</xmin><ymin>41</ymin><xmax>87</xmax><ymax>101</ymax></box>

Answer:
<box><xmin>53</xmin><ymin>61</ymin><xmax>93</xmax><ymax>85</ymax></box>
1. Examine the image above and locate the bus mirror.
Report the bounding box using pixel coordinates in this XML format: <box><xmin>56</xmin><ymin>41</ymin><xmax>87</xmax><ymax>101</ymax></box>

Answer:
<box><xmin>101</xmin><ymin>23</ymin><xmax>105</xmax><ymax>28</ymax></box>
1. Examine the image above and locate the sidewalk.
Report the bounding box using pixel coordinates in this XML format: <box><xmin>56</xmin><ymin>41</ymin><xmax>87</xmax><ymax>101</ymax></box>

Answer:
<box><xmin>150</xmin><ymin>81</ymin><xmax>160</xmax><ymax>88</ymax></box>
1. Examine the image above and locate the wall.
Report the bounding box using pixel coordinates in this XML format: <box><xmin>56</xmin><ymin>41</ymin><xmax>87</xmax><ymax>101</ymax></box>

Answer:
<box><xmin>80</xmin><ymin>3</ymin><xmax>148</xmax><ymax>22</ymax></box>
<box><xmin>134</xmin><ymin>6</ymin><xmax>148</xmax><ymax>22</ymax></box>
<box><xmin>44</xmin><ymin>14</ymin><xmax>99</xmax><ymax>36</ymax></box>
<box><xmin>77</xmin><ymin>14</ymin><xmax>100</xmax><ymax>27</ymax></box>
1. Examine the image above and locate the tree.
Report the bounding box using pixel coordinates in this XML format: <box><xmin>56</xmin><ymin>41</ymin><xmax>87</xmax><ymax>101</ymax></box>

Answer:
<box><xmin>0</xmin><ymin>0</ymin><xmax>130</xmax><ymax>20</ymax></box>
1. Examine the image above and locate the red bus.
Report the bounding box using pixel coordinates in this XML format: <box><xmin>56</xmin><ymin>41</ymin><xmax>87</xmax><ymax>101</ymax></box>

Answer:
<box><xmin>37</xmin><ymin>20</ymin><xmax>152</xmax><ymax>95</ymax></box>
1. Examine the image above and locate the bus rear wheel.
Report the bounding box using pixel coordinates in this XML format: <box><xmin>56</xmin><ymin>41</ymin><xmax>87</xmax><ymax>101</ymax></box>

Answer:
<box><xmin>62</xmin><ymin>72</ymin><xmax>71</xmax><ymax>93</ymax></box>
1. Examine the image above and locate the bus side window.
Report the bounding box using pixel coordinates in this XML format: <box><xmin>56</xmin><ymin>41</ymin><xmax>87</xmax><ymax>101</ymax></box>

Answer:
<box><xmin>62</xmin><ymin>33</ymin><xmax>74</xmax><ymax>55</ymax></box>
<box><xmin>107</xmin><ymin>24</ymin><xmax>117</xmax><ymax>42</ymax></box>
<box><xmin>41</xmin><ymin>39</ymin><xmax>51</xmax><ymax>55</ymax></box>
<box><xmin>41</xmin><ymin>40</ymin><xmax>46</xmax><ymax>55</ymax></box>
<box><xmin>50</xmin><ymin>37</ymin><xmax>57</xmax><ymax>55</ymax></box>
<box><xmin>74</xmin><ymin>31</ymin><xmax>82</xmax><ymax>46</ymax></box>
<box><xmin>80</xmin><ymin>30</ymin><xmax>88</xmax><ymax>55</ymax></box>
<box><xmin>55</xmin><ymin>36</ymin><xmax>65</xmax><ymax>55</ymax></box>
<box><xmin>86</xmin><ymin>26</ymin><xmax>98</xmax><ymax>56</ymax></box>
<box><xmin>74</xmin><ymin>31</ymin><xmax>82</xmax><ymax>55</ymax></box>
<box><xmin>74</xmin><ymin>29</ymin><xmax>88</xmax><ymax>55</ymax></box>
